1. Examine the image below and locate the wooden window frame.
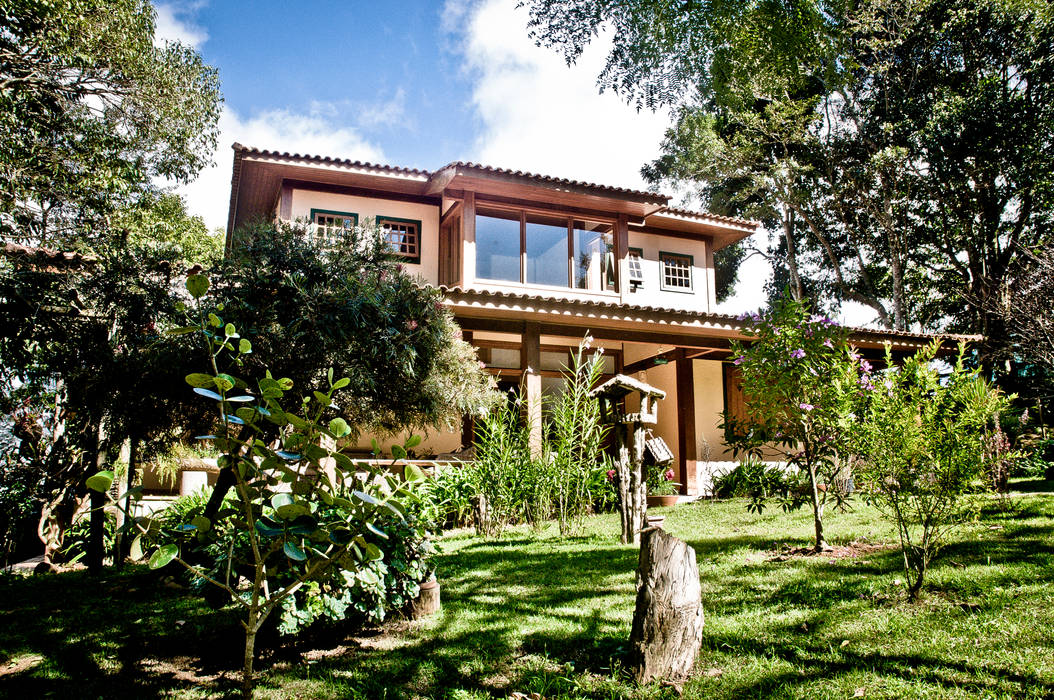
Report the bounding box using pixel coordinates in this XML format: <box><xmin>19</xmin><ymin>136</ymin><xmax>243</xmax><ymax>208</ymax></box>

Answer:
<box><xmin>378</xmin><ymin>215</ymin><xmax>422</xmax><ymax>265</ymax></box>
<box><xmin>474</xmin><ymin>202</ymin><xmax>617</xmax><ymax>292</ymax></box>
<box><xmin>310</xmin><ymin>208</ymin><xmax>358</xmax><ymax>248</ymax></box>
<box><xmin>659</xmin><ymin>250</ymin><xmax>693</xmax><ymax>293</ymax></box>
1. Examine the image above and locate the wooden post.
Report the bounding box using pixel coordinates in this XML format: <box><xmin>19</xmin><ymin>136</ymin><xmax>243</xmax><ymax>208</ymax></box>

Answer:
<box><xmin>675</xmin><ymin>353</ymin><xmax>698</xmax><ymax>495</ymax></box>
<box><xmin>629</xmin><ymin>528</ymin><xmax>704</xmax><ymax>683</ymax></box>
<box><xmin>521</xmin><ymin>322</ymin><xmax>543</xmax><ymax>455</ymax></box>
<box><xmin>461</xmin><ymin>191</ymin><xmax>476</xmax><ymax>287</ymax></box>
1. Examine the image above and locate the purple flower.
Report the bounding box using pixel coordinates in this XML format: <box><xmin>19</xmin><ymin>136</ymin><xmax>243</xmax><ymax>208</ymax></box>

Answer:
<box><xmin>859</xmin><ymin>375</ymin><xmax>875</xmax><ymax>391</ymax></box>
<box><xmin>789</xmin><ymin>348</ymin><xmax>806</xmax><ymax>359</ymax></box>
<box><xmin>733</xmin><ymin>355</ymin><xmax>746</xmax><ymax>365</ymax></box>
<box><xmin>860</xmin><ymin>359</ymin><xmax>873</xmax><ymax>373</ymax></box>
<box><xmin>799</xmin><ymin>402</ymin><xmax>814</xmax><ymax>411</ymax></box>
<box><xmin>1020</xmin><ymin>409</ymin><xmax>1030</xmax><ymax>425</ymax></box>
<box><xmin>823</xmin><ymin>338</ymin><xmax>834</xmax><ymax>349</ymax></box>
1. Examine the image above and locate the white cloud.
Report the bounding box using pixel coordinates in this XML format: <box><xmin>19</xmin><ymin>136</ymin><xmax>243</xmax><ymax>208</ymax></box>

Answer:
<box><xmin>452</xmin><ymin>0</ymin><xmax>670</xmax><ymax>190</ymax></box>
<box><xmin>174</xmin><ymin>106</ymin><xmax>387</xmax><ymax>232</ymax></box>
<box><xmin>154</xmin><ymin>2</ymin><xmax>208</xmax><ymax>49</ymax></box>
<box><xmin>356</xmin><ymin>88</ymin><xmax>412</xmax><ymax>132</ymax></box>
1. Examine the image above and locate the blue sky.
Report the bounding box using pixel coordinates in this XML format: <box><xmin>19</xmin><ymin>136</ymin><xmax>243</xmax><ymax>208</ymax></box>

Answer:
<box><xmin>156</xmin><ymin>0</ymin><xmax>776</xmax><ymax>316</ymax></box>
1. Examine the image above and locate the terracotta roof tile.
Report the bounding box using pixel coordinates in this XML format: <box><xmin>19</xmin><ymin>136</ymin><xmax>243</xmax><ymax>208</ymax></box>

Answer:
<box><xmin>658</xmin><ymin>206</ymin><xmax>760</xmax><ymax>230</ymax></box>
<box><xmin>232</xmin><ymin>142</ymin><xmax>431</xmax><ymax>178</ymax></box>
<box><xmin>439</xmin><ymin>161</ymin><xmax>669</xmax><ymax>202</ymax></box>
<box><xmin>438</xmin><ymin>285</ymin><xmax>978</xmax><ymax>345</ymax></box>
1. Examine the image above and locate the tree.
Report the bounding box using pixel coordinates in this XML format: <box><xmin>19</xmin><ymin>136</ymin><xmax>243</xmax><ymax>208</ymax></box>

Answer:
<box><xmin>855</xmin><ymin>342</ymin><xmax>1009</xmax><ymax>599</ymax></box>
<box><xmin>723</xmin><ymin>296</ymin><xmax>863</xmax><ymax>551</ymax></box>
<box><xmin>198</xmin><ymin>220</ymin><xmax>498</xmax><ymax>520</ymax></box>
<box><xmin>0</xmin><ymin>0</ymin><xmax>221</xmax><ymax>248</ymax></box>
<box><xmin>91</xmin><ymin>279</ymin><xmax>428</xmax><ymax>697</ymax></box>
<box><xmin>526</xmin><ymin>0</ymin><xmax>1054</xmax><ymax>343</ymax></box>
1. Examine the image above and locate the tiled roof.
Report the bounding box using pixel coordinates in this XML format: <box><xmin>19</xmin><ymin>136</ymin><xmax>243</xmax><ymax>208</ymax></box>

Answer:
<box><xmin>658</xmin><ymin>206</ymin><xmax>759</xmax><ymax>230</ymax></box>
<box><xmin>1</xmin><ymin>242</ymin><xmax>96</xmax><ymax>266</ymax></box>
<box><xmin>438</xmin><ymin>285</ymin><xmax>978</xmax><ymax>346</ymax></box>
<box><xmin>436</xmin><ymin>161</ymin><xmax>669</xmax><ymax>202</ymax></box>
<box><xmin>232</xmin><ymin>143</ymin><xmax>431</xmax><ymax>178</ymax></box>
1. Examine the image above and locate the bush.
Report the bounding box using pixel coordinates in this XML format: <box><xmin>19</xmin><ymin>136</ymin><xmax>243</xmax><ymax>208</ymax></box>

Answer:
<box><xmin>712</xmin><ymin>459</ymin><xmax>793</xmax><ymax>499</ymax></box>
<box><xmin>419</xmin><ymin>465</ymin><xmax>476</xmax><ymax>530</ymax></box>
<box><xmin>855</xmin><ymin>342</ymin><xmax>1009</xmax><ymax>599</ymax></box>
<box><xmin>61</xmin><ymin>509</ymin><xmax>117</xmax><ymax>565</ymax></box>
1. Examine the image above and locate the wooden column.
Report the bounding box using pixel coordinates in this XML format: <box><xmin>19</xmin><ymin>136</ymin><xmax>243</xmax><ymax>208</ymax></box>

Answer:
<box><xmin>521</xmin><ymin>322</ymin><xmax>543</xmax><ymax>454</ymax></box>
<box><xmin>615</xmin><ymin>213</ymin><xmax>630</xmax><ymax>296</ymax></box>
<box><xmin>675</xmin><ymin>353</ymin><xmax>698</xmax><ymax>495</ymax></box>
<box><xmin>461</xmin><ymin>191</ymin><xmax>476</xmax><ymax>287</ymax></box>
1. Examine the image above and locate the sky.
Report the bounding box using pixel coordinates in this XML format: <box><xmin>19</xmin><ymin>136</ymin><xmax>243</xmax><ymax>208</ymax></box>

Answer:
<box><xmin>154</xmin><ymin>0</ymin><xmax>779</xmax><ymax>317</ymax></box>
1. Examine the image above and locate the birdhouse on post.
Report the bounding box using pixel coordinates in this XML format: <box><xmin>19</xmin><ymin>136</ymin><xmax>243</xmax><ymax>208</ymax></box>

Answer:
<box><xmin>590</xmin><ymin>375</ymin><xmax>666</xmax><ymax>545</ymax></box>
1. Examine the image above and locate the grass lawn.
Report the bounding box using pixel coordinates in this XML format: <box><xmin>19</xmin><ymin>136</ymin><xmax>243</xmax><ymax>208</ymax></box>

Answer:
<box><xmin>1</xmin><ymin>488</ymin><xmax>1052</xmax><ymax>699</ymax></box>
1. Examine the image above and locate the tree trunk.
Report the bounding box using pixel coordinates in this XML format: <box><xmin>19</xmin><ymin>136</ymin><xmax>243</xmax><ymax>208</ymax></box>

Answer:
<box><xmin>629</xmin><ymin>528</ymin><xmax>704</xmax><ymax>683</ymax></box>
<box><xmin>411</xmin><ymin>578</ymin><xmax>441</xmax><ymax>619</ymax></box>
<box><xmin>807</xmin><ymin>462</ymin><xmax>828</xmax><ymax>553</ymax></box>
<box><xmin>242</xmin><ymin>622</ymin><xmax>257</xmax><ymax>700</ymax></box>
<box><xmin>88</xmin><ymin>419</ymin><xmax>109</xmax><ymax>574</ymax></box>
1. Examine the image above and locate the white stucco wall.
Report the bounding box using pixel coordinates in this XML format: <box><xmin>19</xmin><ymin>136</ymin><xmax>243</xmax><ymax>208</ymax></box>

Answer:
<box><xmin>623</xmin><ymin>232</ymin><xmax>712</xmax><ymax>312</ymax></box>
<box><xmin>288</xmin><ymin>189</ymin><xmax>441</xmax><ymax>285</ymax></box>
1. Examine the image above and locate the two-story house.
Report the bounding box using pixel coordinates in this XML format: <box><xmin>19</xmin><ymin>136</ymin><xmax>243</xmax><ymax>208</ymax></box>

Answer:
<box><xmin>225</xmin><ymin>143</ymin><xmax>943</xmax><ymax>496</ymax></box>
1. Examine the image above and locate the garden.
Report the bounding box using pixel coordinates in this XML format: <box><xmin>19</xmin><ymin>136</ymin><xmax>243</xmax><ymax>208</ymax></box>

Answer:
<box><xmin>3</xmin><ymin>0</ymin><xmax>1054</xmax><ymax>698</ymax></box>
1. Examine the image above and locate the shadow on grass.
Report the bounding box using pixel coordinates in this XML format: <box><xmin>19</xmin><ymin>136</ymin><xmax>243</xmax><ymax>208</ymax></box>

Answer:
<box><xmin>2</xmin><ymin>497</ymin><xmax>1053</xmax><ymax>699</ymax></box>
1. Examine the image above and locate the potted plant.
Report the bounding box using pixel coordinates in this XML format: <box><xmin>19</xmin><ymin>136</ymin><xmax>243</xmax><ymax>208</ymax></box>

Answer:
<box><xmin>646</xmin><ymin>466</ymin><xmax>680</xmax><ymax>507</ymax></box>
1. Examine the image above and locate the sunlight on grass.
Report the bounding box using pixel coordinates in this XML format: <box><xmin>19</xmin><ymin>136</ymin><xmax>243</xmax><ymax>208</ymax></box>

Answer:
<box><xmin>1</xmin><ymin>493</ymin><xmax>1052</xmax><ymax>699</ymax></box>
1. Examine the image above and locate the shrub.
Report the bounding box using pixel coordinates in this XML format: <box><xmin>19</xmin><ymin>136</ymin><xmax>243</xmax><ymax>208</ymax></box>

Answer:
<box><xmin>854</xmin><ymin>342</ymin><xmax>1010</xmax><ymax>600</ymax></box>
<box><xmin>723</xmin><ymin>295</ymin><xmax>862</xmax><ymax>551</ymax></box>
<box><xmin>470</xmin><ymin>389</ymin><xmax>533</xmax><ymax>537</ymax></box>
<box><xmin>419</xmin><ymin>465</ymin><xmax>476</xmax><ymax>530</ymax></box>
<box><xmin>546</xmin><ymin>339</ymin><xmax>608</xmax><ymax>535</ymax></box>
<box><xmin>712</xmin><ymin>459</ymin><xmax>793</xmax><ymax>500</ymax></box>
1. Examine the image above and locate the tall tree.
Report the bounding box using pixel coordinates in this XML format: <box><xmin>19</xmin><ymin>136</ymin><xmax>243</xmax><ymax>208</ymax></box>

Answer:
<box><xmin>526</xmin><ymin>0</ymin><xmax>1054</xmax><ymax>346</ymax></box>
<box><xmin>0</xmin><ymin>0</ymin><xmax>221</xmax><ymax>248</ymax></box>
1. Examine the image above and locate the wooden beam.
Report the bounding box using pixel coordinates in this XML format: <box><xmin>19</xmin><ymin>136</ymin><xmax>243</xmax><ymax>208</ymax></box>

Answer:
<box><xmin>623</xmin><ymin>348</ymin><xmax>682</xmax><ymax>375</ymax></box>
<box><xmin>280</xmin><ymin>178</ymin><xmax>440</xmax><ymax>206</ymax></box>
<box><xmin>675</xmin><ymin>354</ymin><xmax>698</xmax><ymax>495</ymax></box>
<box><xmin>440</xmin><ymin>199</ymin><xmax>463</xmax><ymax>227</ymax></box>
<box><xmin>462</xmin><ymin>191</ymin><xmax>476</xmax><ymax>287</ymax></box>
<box><xmin>278</xmin><ymin>182</ymin><xmax>293</xmax><ymax>220</ymax></box>
<box><xmin>616</xmin><ymin>213</ymin><xmax>629</xmax><ymax>294</ymax></box>
<box><xmin>425</xmin><ymin>166</ymin><xmax>458</xmax><ymax>195</ymax></box>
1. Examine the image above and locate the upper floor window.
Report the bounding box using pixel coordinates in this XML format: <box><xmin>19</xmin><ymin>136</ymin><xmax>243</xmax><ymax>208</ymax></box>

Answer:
<box><xmin>311</xmin><ymin>209</ymin><xmax>357</xmax><ymax>247</ymax></box>
<box><xmin>627</xmin><ymin>247</ymin><xmax>644</xmax><ymax>290</ymax></box>
<box><xmin>660</xmin><ymin>252</ymin><xmax>693</xmax><ymax>292</ymax></box>
<box><xmin>379</xmin><ymin>216</ymin><xmax>422</xmax><ymax>264</ymax></box>
<box><xmin>475</xmin><ymin>206</ymin><xmax>614</xmax><ymax>291</ymax></box>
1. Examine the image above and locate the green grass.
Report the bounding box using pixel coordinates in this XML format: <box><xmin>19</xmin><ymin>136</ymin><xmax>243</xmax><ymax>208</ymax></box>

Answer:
<box><xmin>2</xmin><ymin>490</ymin><xmax>1053</xmax><ymax>699</ymax></box>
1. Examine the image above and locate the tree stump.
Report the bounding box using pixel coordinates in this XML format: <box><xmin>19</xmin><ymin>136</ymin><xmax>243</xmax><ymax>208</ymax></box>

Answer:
<box><xmin>411</xmin><ymin>578</ymin><xmax>441</xmax><ymax>619</ymax></box>
<box><xmin>629</xmin><ymin>527</ymin><xmax>703</xmax><ymax>683</ymax></box>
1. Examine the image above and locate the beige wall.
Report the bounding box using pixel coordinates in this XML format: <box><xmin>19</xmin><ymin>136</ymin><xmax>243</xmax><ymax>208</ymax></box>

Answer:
<box><xmin>624</xmin><ymin>232</ymin><xmax>712</xmax><ymax>312</ymax></box>
<box><xmin>289</xmin><ymin>188</ymin><xmax>441</xmax><ymax>285</ymax></box>
<box><xmin>694</xmin><ymin>359</ymin><xmax>732</xmax><ymax>460</ymax></box>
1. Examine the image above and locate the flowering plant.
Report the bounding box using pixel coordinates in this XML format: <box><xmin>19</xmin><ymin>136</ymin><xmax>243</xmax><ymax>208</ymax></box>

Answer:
<box><xmin>723</xmin><ymin>295</ymin><xmax>867</xmax><ymax>551</ymax></box>
<box><xmin>647</xmin><ymin>465</ymin><xmax>679</xmax><ymax>496</ymax></box>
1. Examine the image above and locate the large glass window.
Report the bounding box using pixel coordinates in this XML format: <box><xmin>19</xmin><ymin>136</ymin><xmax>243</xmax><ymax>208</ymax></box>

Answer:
<box><xmin>573</xmin><ymin>221</ymin><xmax>615</xmax><ymax>291</ymax></box>
<box><xmin>476</xmin><ymin>210</ymin><xmax>520</xmax><ymax>282</ymax></box>
<box><xmin>526</xmin><ymin>213</ymin><xmax>569</xmax><ymax>287</ymax></box>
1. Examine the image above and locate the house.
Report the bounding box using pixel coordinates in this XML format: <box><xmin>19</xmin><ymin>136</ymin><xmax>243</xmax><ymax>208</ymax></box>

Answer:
<box><xmin>225</xmin><ymin>143</ymin><xmax>947</xmax><ymax>497</ymax></box>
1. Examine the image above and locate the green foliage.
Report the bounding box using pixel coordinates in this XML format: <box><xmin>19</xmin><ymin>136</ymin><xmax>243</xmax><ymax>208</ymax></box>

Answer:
<box><xmin>712</xmin><ymin>459</ymin><xmax>793</xmax><ymax>500</ymax></box>
<box><xmin>60</xmin><ymin>510</ymin><xmax>117</xmax><ymax>565</ymax></box>
<box><xmin>854</xmin><ymin>342</ymin><xmax>1012</xmax><ymax>599</ymax></box>
<box><xmin>545</xmin><ymin>339</ymin><xmax>609</xmax><ymax>535</ymax></box>
<box><xmin>0</xmin><ymin>0</ymin><xmax>222</xmax><ymax>248</ymax></box>
<box><xmin>419</xmin><ymin>465</ymin><xmax>476</xmax><ymax>530</ymax></box>
<box><xmin>723</xmin><ymin>295</ymin><xmax>862</xmax><ymax>550</ymax></box>
<box><xmin>646</xmin><ymin>463</ymin><xmax>679</xmax><ymax>497</ymax></box>
<box><xmin>95</xmin><ymin>274</ymin><xmax>431</xmax><ymax>698</ymax></box>
<box><xmin>470</xmin><ymin>389</ymin><xmax>534</xmax><ymax>538</ymax></box>
<box><xmin>211</xmin><ymin>219</ymin><xmax>498</xmax><ymax>437</ymax></box>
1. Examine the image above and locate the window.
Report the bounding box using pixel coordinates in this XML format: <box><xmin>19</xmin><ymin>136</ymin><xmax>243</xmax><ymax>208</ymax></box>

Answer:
<box><xmin>573</xmin><ymin>221</ymin><xmax>615</xmax><ymax>291</ymax></box>
<box><xmin>476</xmin><ymin>210</ymin><xmax>521</xmax><ymax>282</ymax></box>
<box><xmin>378</xmin><ymin>216</ymin><xmax>422</xmax><ymax>264</ymax></box>
<box><xmin>660</xmin><ymin>252</ymin><xmax>693</xmax><ymax>291</ymax></box>
<box><xmin>527</xmin><ymin>213</ymin><xmax>570</xmax><ymax>287</ymax></box>
<box><xmin>311</xmin><ymin>209</ymin><xmax>357</xmax><ymax>247</ymax></box>
<box><xmin>475</xmin><ymin>207</ymin><xmax>617</xmax><ymax>291</ymax></box>
<box><xmin>627</xmin><ymin>247</ymin><xmax>644</xmax><ymax>290</ymax></box>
